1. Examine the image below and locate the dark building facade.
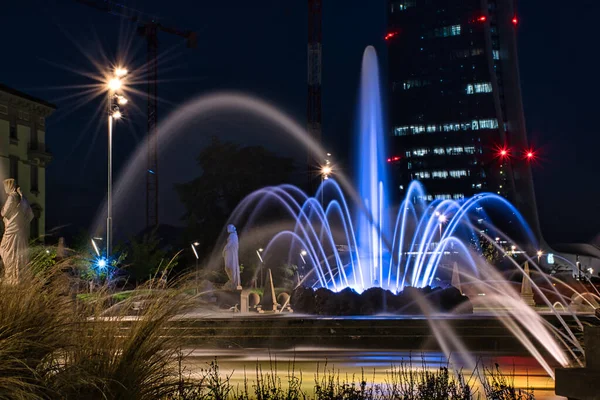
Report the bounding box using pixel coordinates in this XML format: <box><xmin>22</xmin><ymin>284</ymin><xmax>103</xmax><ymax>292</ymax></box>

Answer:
<box><xmin>387</xmin><ymin>0</ymin><xmax>542</xmax><ymax>240</ymax></box>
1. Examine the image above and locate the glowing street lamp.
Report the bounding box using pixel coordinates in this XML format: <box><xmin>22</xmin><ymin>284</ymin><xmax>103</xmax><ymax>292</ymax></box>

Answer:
<box><xmin>437</xmin><ymin>214</ymin><xmax>447</xmax><ymax>238</ymax></box>
<box><xmin>537</xmin><ymin>250</ymin><xmax>543</xmax><ymax>263</ymax></box>
<box><xmin>299</xmin><ymin>249</ymin><xmax>307</xmax><ymax>264</ymax></box>
<box><xmin>256</xmin><ymin>248</ymin><xmax>265</xmax><ymax>287</ymax></box>
<box><xmin>191</xmin><ymin>242</ymin><xmax>200</xmax><ymax>291</ymax></box>
<box><xmin>106</xmin><ymin>67</ymin><xmax>128</xmax><ymax>257</ymax></box>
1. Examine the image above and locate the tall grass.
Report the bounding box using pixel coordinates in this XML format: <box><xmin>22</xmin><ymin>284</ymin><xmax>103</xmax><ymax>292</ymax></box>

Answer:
<box><xmin>0</xmin><ymin>255</ymin><xmax>537</xmax><ymax>399</ymax></box>
<box><xmin>0</xmin><ymin>254</ymin><xmax>196</xmax><ymax>399</ymax></box>
<box><xmin>170</xmin><ymin>358</ymin><xmax>534</xmax><ymax>400</ymax></box>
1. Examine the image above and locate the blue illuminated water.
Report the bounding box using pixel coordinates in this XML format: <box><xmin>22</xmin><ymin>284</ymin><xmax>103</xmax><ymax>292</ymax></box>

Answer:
<box><xmin>222</xmin><ymin>46</ymin><xmax>538</xmax><ymax>294</ymax></box>
<box><xmin>357</xmin><ymin>46</ymin><xmax>389</xmax><ymax>288</ymax></box>
<box><xmin>104</xmin><ymin>45</ymin><xmax>575</xmax><ymax>377</ymax></box>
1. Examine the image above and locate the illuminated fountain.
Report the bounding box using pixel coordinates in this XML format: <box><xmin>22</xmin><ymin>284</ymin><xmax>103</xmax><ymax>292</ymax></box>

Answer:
<box><xmin>100</xmin><ymin>46</ymin><xmax>597</xmax><ymax>378</ymax></box>
<box><xmin>224</xmin><ymin>46</ymin><xmax>537</xmax><ymax>294</ymax></box>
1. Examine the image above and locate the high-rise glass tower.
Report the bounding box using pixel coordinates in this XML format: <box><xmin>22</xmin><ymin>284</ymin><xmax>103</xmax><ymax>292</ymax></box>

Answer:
<box><xmin>387</xmin><ymin>0</ymin><xmax>542</xmax><ymax>239</ymax></box>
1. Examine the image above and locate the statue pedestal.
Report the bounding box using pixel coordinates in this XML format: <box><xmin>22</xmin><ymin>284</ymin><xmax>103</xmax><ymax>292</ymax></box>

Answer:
<box><xmin>520</xmin><ymin>293</ymin><xmax>535</xmax><ymax>307</ymax></box>
<box><xmin>239</xmin><ymin>289</ymin><xmax>249</xmax><ymax>313</ymax></box>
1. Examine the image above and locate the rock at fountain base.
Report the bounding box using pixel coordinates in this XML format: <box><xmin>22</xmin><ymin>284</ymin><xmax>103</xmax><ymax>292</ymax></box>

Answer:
<box><xmin>555</xmin><ymin>368</ymin><xmax>600</xmax><ymax>400</ymax></box>
<box><xmin>555</xmin><ymin>326</ymin><xmax>600</xmax><ymax>400</ymax></box>
<box><xmin>291</xmin><ymin>286</ymin><xmax>472</xmax><ymax>316</ymax></box>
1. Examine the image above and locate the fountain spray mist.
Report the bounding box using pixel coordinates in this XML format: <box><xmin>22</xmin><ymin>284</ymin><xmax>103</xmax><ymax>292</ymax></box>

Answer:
<box><xmin>357</xmin><ymin>46</ymin><xmax>389</xmax><ymax>288</ymax></box>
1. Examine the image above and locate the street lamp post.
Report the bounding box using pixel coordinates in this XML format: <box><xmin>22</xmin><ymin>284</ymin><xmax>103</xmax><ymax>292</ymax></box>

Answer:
<box><xmin>106</xmin><ymin>68</ymin><xmax>127</xmax><ymax>257</ymax></box>
<box><xmin>191</xmin><ymin>242</ymin><xmax>200</xmax><ymax>293</ymax></box>
<box><xmin>256</xmin><ymin>248</ymin><xmax>264</xmax><ymax>287</ymax></box>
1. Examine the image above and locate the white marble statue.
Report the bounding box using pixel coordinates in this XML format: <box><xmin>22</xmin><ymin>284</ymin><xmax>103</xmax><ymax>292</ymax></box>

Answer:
<box><xmin>222</xmin><ymin>224</ymin><xmax>241</xmax><ymax>290</ymax></box>
<box><xmin>0</xmin><ymin>179</ymin><xmax>33</xmax><ymax>285</ymax></box>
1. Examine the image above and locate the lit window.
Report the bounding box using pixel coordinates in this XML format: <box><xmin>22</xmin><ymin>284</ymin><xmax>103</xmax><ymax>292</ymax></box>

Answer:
<box><xmin>433</xmin><ymin>147</ymin><xmax>445</xmax><ymax>155</ymax></box>
<box><xmin>493</xmin><ymin>50</ymin><xmax>500</xmax><ymax>60</ymax></box>
<box><xmin>435</xmin><ymin>194</ymin><xmax>452</xmax><ymax>200</ymax></box>
<box><xmin>412</xmin><ymin>125</ymin><xmax>425</xmax><ymax>134</ymax></box>
<box><xmin>464</xmin><ymin>146</ymin><xmax>476</xmax><ymax>154</ymax></box>
<box><xmin>393</xmin><ymin>0</ymin><xmax>416</xmax><ymax>11</ymax></box>
<box><xmin>402</xmin><ymin>79</ymin><xmax>428</xmax><ymax>90</ymax></box>
<box><xmin>471</xmin><ymin>48</ymin><xmax>484</xmax><ymax>56</ymax></box>
<box><xmin>449</xmin><ymin>170</ymin><xmax>468</xmax><ymax>178</ymax></box>
<box><xmin>412</xmin><ymin>148</ymin><xmax>429</xmax><ymax>157</ymax></box>
<box><xmin>478</xmin><ymin>119</ymin><xmax>498</xmax><ymax>129</ymax></box>
<box><xmin>413</xmin><ymin>171</ymin><xmax>431</xmax><ymax>179</ymax></box>
<box><xmin>466</xmin><ymin>82</ymin><xmax>492</xmax><ymax>94</ymax></box>
<box><xmin>435</xmin><ymin>25</ymin><xmax>461</xmax><ymax>37</ymax></box>
<box><xmin>453</xmin><ymin>194</ymin><xmax>465</xmax><ymax>200</ymax></box>
<box><xmin>446</xmin><ymin>146</ymin><xmax>464</xmax><ymax>155</ymax></box>
<box><xmin>426</xmin><ymin>125</ymin><xmax>437</xmax><ymax>133</ymax></box>
<box><xmin>432</xmin><ymin>171</ymin><xmax>449</xmax><ymax>179</ymax></box>
<box><xmin>394</xmin><ymin>127</ymin><xmax>410</xmax><ymax>136</ymax></box>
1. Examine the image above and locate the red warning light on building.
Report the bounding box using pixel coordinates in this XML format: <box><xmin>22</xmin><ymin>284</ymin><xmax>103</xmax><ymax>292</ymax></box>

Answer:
<box><xmin>478</xmin><ymin>16</ymin><xmax>487</xmax><ymax>22</ymax></box>
<box><xmin>385</xmin><ymin>31</ymin><xmax>399</xmax><ymax>41</ymax></box>
<box><xmin>512</xmin><ymin>16</ymin><xmax>518</xmax><ymax>25</ymax></box>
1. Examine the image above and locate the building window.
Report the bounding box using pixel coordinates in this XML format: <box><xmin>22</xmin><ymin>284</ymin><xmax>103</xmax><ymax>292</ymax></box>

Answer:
<box><xmin>432</xmin><ymin>171</ymin><xmax>449</xmax><ymax>179</ymax></box>
<box><xmin>453</xmin><ymin>194</ymin><xmax>465</xmax><ymax>200</ymax></box>
<box><xmin>478</xmin><ymin>119</ymin><xmax>499</xmax><ymax>129</ymax></box>
<box><xmin>449</xmin><ymin>170</ymin><xmax>468</xmax><ymax>178</ymax></box>
<box><xmin>435</xmin><ymin>25</ymin><xmax>461</xmax><ymax>38</ymax></box>
<box><xmin>0</xmin><ymin>104</ymin><xmax>7</xmax><ymax>115</ymax></box>
<box><xmin>30</xmin><ymin>204</ymin><xmax>42</xmax><ymax>240</ymax></box>
<box><xmin>435</xmin><ymin>194</ymin><xmax>452</xmax><ymax>200</ymax></box>
<box><xmin>446</xmin><ymin>146</ymin><xmax>464</xmax><ymax>155</ymax></box>
<box><xmin>433</xmin><ymin>147</ymin><xmax>445</xmax><ymax>155</ymax></box>
<box><xmin>412</xmin><ymin>148</ymin><xmax>429</xmax><ymax>157</ymax></box>
<box><xmin>10</xmin><ymin>124</ymin><xmax>17</xmax><ymax>140</ymax></box>
<box><xmin>413</xmin><ymin>171</ymin><xmax>431</xmax><ymax>179</ymax></box>
<box><xmin>466</xmin><ymin>82</ymin><xmax>492</xmax><ymax>94</ymax></box>
<box><xmin>9</xmin><ymin>157</ymin><xmax>18</xmax><ymax>184</ymax></box>
<box><xmin>493</xmin><ymin>50</ymin><xmax>500</xmax><ymax>60</ymax></box>
<box><xmin>395</xmin><ymin>119</ymin><xmax>497</xmax><ymax>136</ymax></box>
<box><xmin>31</xmin><ymin>165</ymin><xmax>39</xmax><ymax>193</ymax></box>
<box><xmin>38</xmin><ymin>117</ymin><xmax>45</xmax><ymax>127</ymax></box>
<box><xmin>394</xmin><ymin>127</ymin><xmax>410</xmax><ymax>136</ymax></box>
<box><xmin>392</xmin><ymin>0</ymin><xmax>416</xmax><ymax>11</ymax></box>
<box><xmin>18</xmin><ymin>110</ymin><xmax>30</xmax><ymax>121</ymax></box>
<box><xmin>464</xmin><ymin>146</ymin><xmax>476</xmax><ymax>154</ymax></box>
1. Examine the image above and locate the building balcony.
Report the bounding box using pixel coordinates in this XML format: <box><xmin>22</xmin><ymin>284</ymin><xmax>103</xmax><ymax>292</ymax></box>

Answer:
<box><xmin>28</xmin><ymin>142</ymin><xmax>52</xmax><ymax>163</ymax></box>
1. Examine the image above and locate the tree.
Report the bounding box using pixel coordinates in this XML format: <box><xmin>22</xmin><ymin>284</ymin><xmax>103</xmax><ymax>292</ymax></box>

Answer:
<box><xmin>470</xmin><ymin>234</ymin><xmax>501</xmax><ymax>265</ymax></box>
<box><xmin>176</xmin><ymin>137</ymin><xmax>295</xmax><ymax>257</ymax></box>
<box><xmin>124</xmin><ymin>229</ymin><xmax>177</xmax><ymax>284</ymax></box>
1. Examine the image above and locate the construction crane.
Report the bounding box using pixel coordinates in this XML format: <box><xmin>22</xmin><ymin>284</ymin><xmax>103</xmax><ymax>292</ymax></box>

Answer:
<box><xmin>307</xmin><ymin>0</ymin><xmax>322</xmax><ymax>193</ymax></box>
<box><xmin>75</xmin><ymin>0</ymin><xmax>196</xmax><ymax>228</ymax></box>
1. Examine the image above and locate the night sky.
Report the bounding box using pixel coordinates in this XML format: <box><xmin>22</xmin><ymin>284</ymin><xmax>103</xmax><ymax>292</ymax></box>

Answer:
<box><xmin>1</xmin><ymin>0</ymin><xmax>598</xmax><ymax>245</ymax></box>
